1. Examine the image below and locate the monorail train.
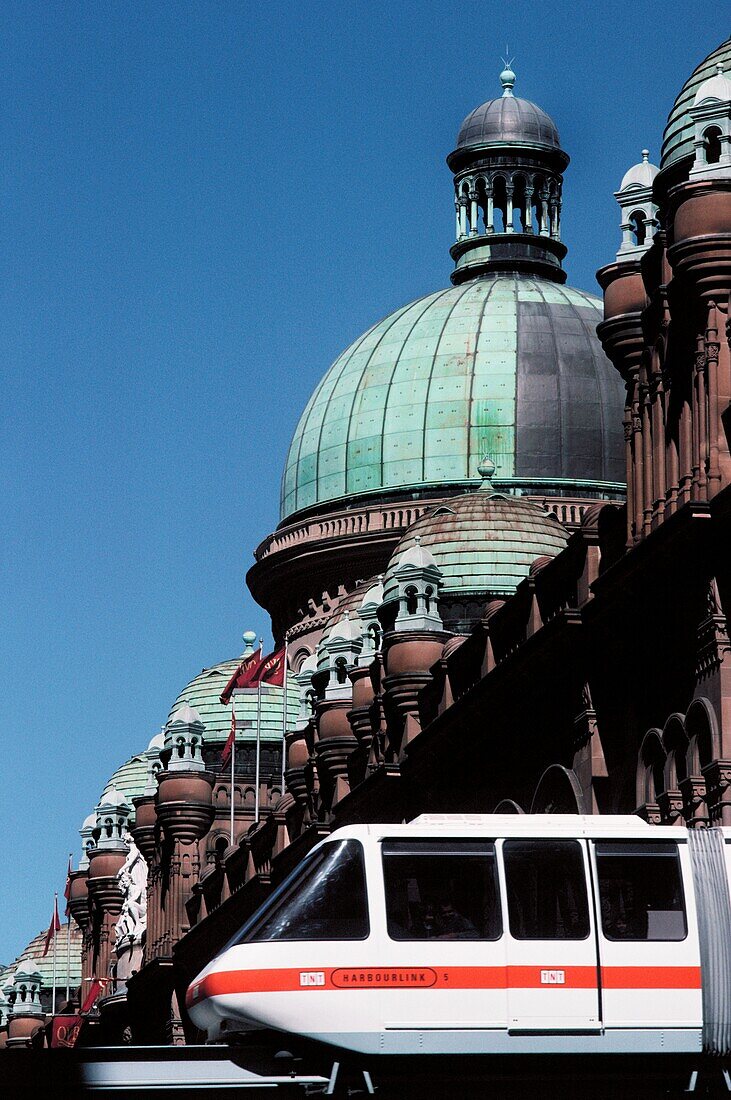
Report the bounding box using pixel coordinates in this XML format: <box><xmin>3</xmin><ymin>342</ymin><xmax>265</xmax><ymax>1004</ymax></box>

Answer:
<box><xmin>186</xmin><ymin>814</ymin><xmax>731</xmax><ymax>1070</ymax></box>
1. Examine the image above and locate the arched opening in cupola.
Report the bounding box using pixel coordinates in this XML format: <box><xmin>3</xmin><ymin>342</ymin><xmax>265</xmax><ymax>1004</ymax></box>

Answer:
<box><xmin>491</xmin><ymin>175</ymin><xmax>507</xmax><ymax>233</ymax></box>
<box><xmin>703</xmin><ymin>126</ymin><xmax>722</xmax><ymax>165</ymax></box>
<box><xmin>629</xmin><ymin>210</ymin><xmax>647</xmax><ymax>247</ymax></box>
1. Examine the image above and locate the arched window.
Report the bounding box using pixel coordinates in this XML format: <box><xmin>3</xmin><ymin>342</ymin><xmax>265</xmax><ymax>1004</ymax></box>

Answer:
<box><xmin>424</xmin><ymin>586</ymin><xmax>434</xmax><ymax>613</ymax></box>
<box><xmin>404</xmin><ymin>586</ymin><xmax>419</xmax><ymax>616</ymax></box>
<box><xmin>335</xmin><ymin>657</ymin><xmax>348</xmax><ymax>684</ymax></box>
<box><xmin>512</xmin><ymin>175</ymin><xmax>527</xmax><ymax>231</ymax></box>
<box><xmin>368</xmin><ymin>622</ymin><xmax>382</xmax><ymax>651</ymax></box>
<box><xmin>704</xmin><ymin>126</ymin><xmax>722</xmax><ymax>165</ymax></box>
<box><xmin>629</xmin><ymin>211</ymin><xmax>646</xmax><ymax>246</ymax></box>
<box><xmin>492</xmin><ymin>176</ymin><xmax>507</xmax><ymax>232</ymax></box>
<box><xmin>214</xmin><ymin>835</ymin><xmax>228</xmax><ymax>862</ymax></box>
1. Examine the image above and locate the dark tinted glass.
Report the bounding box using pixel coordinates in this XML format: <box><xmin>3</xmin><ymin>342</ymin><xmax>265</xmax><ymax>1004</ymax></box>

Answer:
<box><xmin>240</xmin><ymin>840</ymin><xmax>369</xmax><ymax>942</ymax></box>
<box><xmin>504</xmin><ymin>840</ymin><xmax>589</xmax><ymax>940</ymax></box>
<box><xmin>595</xmin><ymin>841</ymin><xmax>686</xmax><ymax>941</ymax></box>
<box><xmin>382</xmin><ymin>840</ymin><xmax>502</xmax><ymax>941</ymax></box>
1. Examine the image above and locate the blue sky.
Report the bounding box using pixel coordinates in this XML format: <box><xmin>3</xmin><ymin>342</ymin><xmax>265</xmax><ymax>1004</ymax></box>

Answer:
<box><xmin>0</xmin><ymin>1</ymin><xmax>721</xmax><ymax>959</ymax></box>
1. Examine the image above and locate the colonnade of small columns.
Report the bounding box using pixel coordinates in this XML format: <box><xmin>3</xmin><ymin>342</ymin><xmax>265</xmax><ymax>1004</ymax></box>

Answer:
<box><xmin>454</xmin><ymin>170</ymin><xmax>562</xmax><ymax>241</ymax></box>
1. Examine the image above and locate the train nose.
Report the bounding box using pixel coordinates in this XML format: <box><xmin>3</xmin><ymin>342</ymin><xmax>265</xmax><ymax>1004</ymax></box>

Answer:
<box><xmin>185</xmin><ymin>971</ymin><xmax>220</xmax><ymax>1033</ymax></box>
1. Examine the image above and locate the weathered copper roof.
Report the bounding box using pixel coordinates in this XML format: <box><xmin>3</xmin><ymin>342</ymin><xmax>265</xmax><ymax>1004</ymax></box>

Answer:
<box><xmin>168</xmin><ymin>656</ymin><xmax>299</xmax><ymax>744</ymax></box>
<box><xmin>455</xmin><ymin>95</ymin><xmax>560</xmax><ymax>153</ymax></box>
<box><xmin>661</xmin><ymin>37</ymin><xmax>731</xmax><ymax>170</ymax></box>
<box><xmin>386</xmin><ymin>484</ymin><xmax>568</xmax><ymax>598</ymax></box>
<box><xmin>281</xmin><ymin>274</ymin><xmax>624</xmax><ymax>522</ymax></box>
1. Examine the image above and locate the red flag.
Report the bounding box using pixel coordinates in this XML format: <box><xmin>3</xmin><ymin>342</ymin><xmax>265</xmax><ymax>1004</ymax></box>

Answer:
<box><xmin>219</xmin><ymin>644</ymin><xmax>263</xmax><ymax>705</ymax></box>
<box><xmin>80</xmin><ymin>978</ymin><xmax>109</xmax><ymax>1014</ymax></box>
<box><xmin>221</xmin><ymin>705</ymin><xmax>236</xmax><ymax>768</ymax></box>
<box><xmin>64</xmin><ymin>856</ymin><xmax>73</xmax><ymax>917</ymax></box>
<box><xmin>50</xmin><ymin>1015</ymin><xmax>82</xmax><ymax>1048</ymax></box>
<box><xmin>42</xmin><ymin>896</ymin><xmax>61</xmax><ymax>957</ymax></box>
<box><xmin>259</xmin><ymin>646</ymin><xmax>286</xmax><ymax>687</ymax></box>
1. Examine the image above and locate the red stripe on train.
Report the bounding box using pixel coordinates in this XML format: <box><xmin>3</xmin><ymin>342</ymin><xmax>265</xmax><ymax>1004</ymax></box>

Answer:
<box><xmin>186</xmin><ymin>964</ymin><xmax>701</xmax><ymax>1008</ymax></box>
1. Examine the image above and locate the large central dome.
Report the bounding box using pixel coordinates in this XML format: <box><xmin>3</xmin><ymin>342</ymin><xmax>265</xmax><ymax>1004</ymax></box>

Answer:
<box><xmin>281</xmin><ymin>274</ymin><xmax>624</xmax><ymax>521</ymax></box>
<box><xmin>279</xmin><ymin>68</ymin><xmax>625</xmax><ymax>525</ymax></box>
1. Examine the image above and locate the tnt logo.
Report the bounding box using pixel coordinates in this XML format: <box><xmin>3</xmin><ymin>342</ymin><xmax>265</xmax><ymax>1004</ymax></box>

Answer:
<box><xmin>540</xmin><ymin>970</ymin><xmax>565</xmax><ymax>985</ymax></box>
<box><xmin>300</xmin><ymin>971</ymin><xmax>326</xmax><ymax>987</ymax></box>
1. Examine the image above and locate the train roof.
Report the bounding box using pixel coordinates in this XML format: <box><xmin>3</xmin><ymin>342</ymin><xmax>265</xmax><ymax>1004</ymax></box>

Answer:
<box><xmin>328</xmin><ymin>813</ymin><xmax>692</xmax><ymax>843</ymax></box>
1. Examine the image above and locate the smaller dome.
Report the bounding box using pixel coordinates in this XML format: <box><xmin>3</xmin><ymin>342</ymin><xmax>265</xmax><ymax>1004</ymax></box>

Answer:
<box><xmin>146</xmin><ymin>730</ymin><xmax>164</xmax><ymax>751</ymax></box>
<box><xmin>694</xmin><ymin>62</ymin><xmax>731</xmax><ymax>106</ymax></box>
<box><xmin>169</xmin><ymin>653</ymin><xmax>298</xmax><ymax>745</ymax></box>
<box><xmin>386</xmin><ymin>482</ymin><xmax>568</xmax><ymax>600</ymax></box>
<box><xmin>454</xmin><ymin>69</ymin><xmax>561</xmax><ymax>153</ymax></box>
<box><xmin>168</xmin><ymin>703</ymin><xmax>203</xmax><ymax>726</ymax></box>
<box><xmin>98</xmin><ymin>786</ymin><xmax>130</xmax><ymax>811</ymax></box>
<box><xmin>10</xmin><ymin>925</ymin><xmax>83</xmax><ymax>993</ymax></box>
<box><xmin>619</xmin><ymin>149</ymin><xmax>659</xmax><ymax>191</ymax></box>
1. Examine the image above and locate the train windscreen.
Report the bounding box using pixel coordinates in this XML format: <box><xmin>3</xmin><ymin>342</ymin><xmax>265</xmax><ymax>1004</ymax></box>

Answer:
<box><xmin>595</xmin><ymin>841</ymin><xmax>687</xmax><ymax>941</ymax></box>
<box><xmin>382</xmin><ymin>840</ymin><xmax>502</xmax><ymax>940</ymax></box>
<box><xmin>234</xmin><ymin>839</ymin><xmax>369</xmax><ymax>942</ymax></box>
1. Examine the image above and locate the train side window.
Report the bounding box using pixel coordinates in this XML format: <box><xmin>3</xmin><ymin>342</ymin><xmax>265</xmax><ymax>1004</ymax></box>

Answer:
<box><xmin>595</xmin><ymin>841</ymin><xmax>687</xmax><ymax>941</ymax></box>
<box><xmin>381</xmin><ymin>840</ymin><xmax>502</xmax><ymax>941</ymax></box>
<box><xmin>503</xmin><ymin>840</ymin><xmax>590</xmax><ymax>940</ymax></box>
<box><xmin>238</xmin><ymin>839</ymin><xmax>369</xmax><ymax>942</ymax></box>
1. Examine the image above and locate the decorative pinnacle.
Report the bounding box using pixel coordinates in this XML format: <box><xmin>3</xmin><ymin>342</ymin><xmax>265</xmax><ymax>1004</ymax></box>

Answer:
<box><xmin>478</xmin><ymin>455</ymin><xmax>496</xmax><ymax>490</ymax></box>
<box><xmin>242</xmin><ymin>629</ymin><xmax>257</xmax><ymax>654</ymax></box>
<box><xmin>641</xmin><ymin>149</ymin><xmax>649</xmax><ymax>162</ymax></box>
<box><xmin>500</xmin><ymin>51</ymin><xmax>516</xmax><ymax>98</ymax></box>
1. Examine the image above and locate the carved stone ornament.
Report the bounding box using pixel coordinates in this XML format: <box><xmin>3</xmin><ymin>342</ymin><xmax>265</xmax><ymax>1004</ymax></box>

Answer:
<box><xmin>114</xmin><ymin>836</ymin><xmax>148</xmax><ymax>949</ymax></box>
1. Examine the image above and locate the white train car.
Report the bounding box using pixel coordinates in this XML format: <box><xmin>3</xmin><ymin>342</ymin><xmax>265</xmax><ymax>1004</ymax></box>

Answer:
<box><xmin>186</xmin><ymin>814</ymin><xmax>731</xmax><ymax>1067</ymax></box>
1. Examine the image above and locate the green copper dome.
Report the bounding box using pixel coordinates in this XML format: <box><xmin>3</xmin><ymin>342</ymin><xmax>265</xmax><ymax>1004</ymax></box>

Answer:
<box><xmin>99</xmin><ymin>753</ymin><xmax>149</xmax><ymax>812</ymax></box>
<box><xmin>386</xmin><ymin>480</ymin><xmax>568</xmax><ymax>599</ymax></box>
<box><xmin>169</xmin><ymin>656</ymin><xmax>299</xmax><ymax>745</ymax></box>
<box><xmin>281</xmin><ymin>274</ymin><xmax>624</xmax><ymax>522</ymax></box>
<box><xmin>661</xmin><ymin>37</ymin><xmax>731</xmax><ymax>170</ymax></box>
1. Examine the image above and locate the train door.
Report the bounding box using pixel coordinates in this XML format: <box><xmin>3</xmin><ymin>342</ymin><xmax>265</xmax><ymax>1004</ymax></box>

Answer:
<box><xmin>590</xmin><ymin>840</ymin><xmax>702</xmax><ymax>1034</ymax></box>
<box><xmin>500</xmin><ymin>838</ymin><xmax>601</xmax><ymax>1032</ymax></box>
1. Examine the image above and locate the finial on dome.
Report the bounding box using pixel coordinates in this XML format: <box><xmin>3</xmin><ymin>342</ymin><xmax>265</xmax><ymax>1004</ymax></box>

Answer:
<box><xmin>717</xmin><ymin>63</ymin><xmax>725</xmax><ymax>75</ymax></box>
<box><xmin>641</xmin><ymin>149</ymin><xmax>649</xmax><ymax>162</ymax></box>
<box><xmin>242</xmin><ymin>629</ymin><xmax>257</xmax><ymax>655</ymax></box>
<box><xmin>478</xmin><ymin>455</ymin><xmax>496</xmax><ymax>490</ymax></box>
<box><xmin>500</xmin><ymin>52</ymin><xmax>516</xmax><ymax>98</ymax></box>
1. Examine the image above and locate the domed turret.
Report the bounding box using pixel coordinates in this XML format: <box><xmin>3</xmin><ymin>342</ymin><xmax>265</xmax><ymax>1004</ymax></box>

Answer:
<box><xmin>614</xmin><ymin>150</ymin><xmax>659</xmax><ymax>259</ymax></box>
<box><xmin>661</xmin><ymin>37</ymin><xmax>731</xmax><ymax>177</ymax></box>
<box><xmin>447</xmin><ymin>65</ymin><xmax>569</xmax><ymax>285</ymax></box>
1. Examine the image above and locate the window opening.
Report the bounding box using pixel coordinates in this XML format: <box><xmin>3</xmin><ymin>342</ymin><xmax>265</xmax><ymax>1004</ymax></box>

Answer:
<box><xmin>503</xmin><ymin>840</ymin><xmax>590</xmax><ymax>939</ymax></box>
<box><xmin>595</xmin><ymin>841</ymin><xmax>687</xmax><ymax>941</ymax></box>
<box><xmin>705</xmin><ymin>127</ymin><xmax>722</xmax><ymax>165</ymax></box>
<box><xmin>382</xmin><ymin>839</ymin><xmax>502</xmax><ymax>940</ymax></box>
<box><xmin>234</xmin><ymin>839</ymin><xmax>369</xmax><ymax>943</ymax></box>
<box><xmin>629</xmin><ymin>211</ymin><xmax>646</xmax><ymax>247</ymax></box>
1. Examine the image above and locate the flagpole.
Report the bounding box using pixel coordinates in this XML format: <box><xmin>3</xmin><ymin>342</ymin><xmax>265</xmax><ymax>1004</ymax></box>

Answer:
<box><xmin>281</xmin><ymin>631</ymin><xmax>289</xmax><ymax>793</ymax></box>
<box><xmin>65</xmin><ymin>852</ymin><xmax>72</xmax><ymax>1003</ymax></box>
<box><xmin>230</xmin><ymin>693</ymin><xmax>236</xmax><ymax>847</ymax></box>
<box><xmin>255</xmin><ymin>639</ymin><xmax>263</xmax><ymax>824</ymax></box>
<box><xmin>52</xmin><ymin>892</ymin><xmax>58</xmax><ymax>1015</ymax></box>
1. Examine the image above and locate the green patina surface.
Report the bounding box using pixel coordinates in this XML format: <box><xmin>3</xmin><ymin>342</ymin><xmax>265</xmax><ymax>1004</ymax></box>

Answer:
<box><xmin>661</xmin><ymin>37</ymin><xmax>731</xmax><ymax>169</ymax></box>
<box><xmin>9</xmin><ymin>925</ymin><xmax>83</xmax><ymax>989</ymax></box>
<box><xmin>388</xmin><ymin>490</ymin><xmax>568</xmax><ymax>596</ymax></box>
<box><xmin>281</xmin><ymin>275</ymin><xmax>605</xmax><ymax>521</ymax></box>
<box><xmin>169</xmin><ymin>659</ymin><xmax>299</xmax><ymax>744</ymax></box>
<box><xmin>100</xmin><ymin>753</ymin><xmax>148</xmax><ymax>807</ymax></box>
